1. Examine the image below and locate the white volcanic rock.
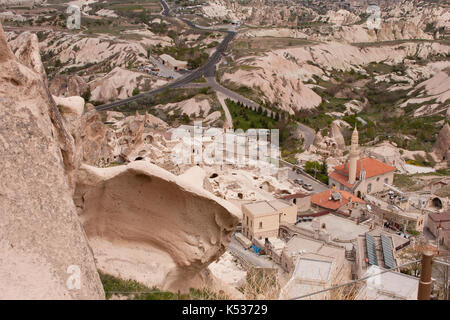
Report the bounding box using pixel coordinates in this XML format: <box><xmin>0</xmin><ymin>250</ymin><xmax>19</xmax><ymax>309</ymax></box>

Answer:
<box><xmin>221</xmin><ymin>62</ymin><xmax>322</xmax><ymax>113</ymax></box>
<box><xmin>0</xmin><ymin>11</ymin><xmax>28</xmax><ymax>22</ymax></box>
<box><xmin>96</xmin><ymin>9</ymin><xmax>118</xmax><ymax>18</ymax></box>
<box><xmin>223</xmin><ymin>41</ymin><xmax>450</xmax><ymax>113</ymax></box>
<box><xmin>89</xmin><ymin>67</ymin><xmax>152</xmax><ymax>103</ymax></box>
<box><xmin>53</xmin><ymin>95</ymin><xmax>85</xmax><ymax>116</ymax></box>
<box><xmin>155</xmin><ymin>97</ymin><xmax>213</xmax><ymax>117</ymax></box>
<box><xmin>49</xmin><ymin>74</ymin><xmax>89</xmax><ymax>98</ymax></box>
<box><xmin>416</xmin><ymin>71</ymin><xmax>450</xmax><ymax>104</ymax></box>
<box><xmin>364</xmin><ymin>141</ymin><xmax>408</xmax><ymax>174</ymax></box>
<box><xmin>0</xmin><ymin>22</ymin><xmax>104</xmax><ymax>299</ymax></box>
<box><xmin>8</xmin><ymin>31</ymin><xmax>44</xmax><ymax>75</ymax></box>
<box><xmin>0</xmin><ymin>0</ymin><xmax>43</xmax><ymax>6</ymax></box>
<box><xmin>321</xmin><ymin>9</ymin><xmax>360</xmax><ymax>26</ymax></box>
<box><xmin>329</xmin><ymin>120</ymin><xmax>346</xmax><ymax>150</ymax></box>
<box><xmin>244</xmin><ymin>28</ymin><xmax>308</xmax><ymax>39</ymax></box>
<box><xmin>74</xmin><ymin>161</ymin><xmax>240</xmax><ymax>292</ymax></box>
<box><xmin>432</xmin><ymin>123</ymin><xmax>450</xmax><ymax>164</ymax></box>
<box><xmin>202</xmin><ymin>0</ymin><xmax>237</xmax><ymax>20</ymax></box>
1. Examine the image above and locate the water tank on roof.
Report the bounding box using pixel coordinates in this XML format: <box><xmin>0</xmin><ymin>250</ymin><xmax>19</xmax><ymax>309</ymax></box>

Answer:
<box><xmin>331</xmin><ymin>191</ymin><xmax>342</xmax><ymax>201</ymax></box>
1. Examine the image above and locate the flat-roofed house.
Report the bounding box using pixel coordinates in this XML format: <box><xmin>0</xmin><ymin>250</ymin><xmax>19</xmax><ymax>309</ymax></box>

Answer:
<box><xmin>356</xmin><ymin>265</ymin><xmax>419</xmax><ymax>300</ymax></box>
<box><xmin>280</xmin><ymin>193</ymin><xmax>311</xmax><ymax>212</ymax></box>
<box><xmin>427</xmin><ymin>211</ymin><xmax>450</xmax><ymax>239</ymax></box>
<box><xmin>311</xmin><ymin>189</ymin><xmax>366</xmax><ymax>218</ymax></box>
<box><xmin>279</xmin><ymin>236</ymin><xmax>350</xmax><ymax>299</ymax></box>
<box><xmin>242</xmin><ymin>200</ymin><xmax>297</xmax><ymax>241</ymax></box>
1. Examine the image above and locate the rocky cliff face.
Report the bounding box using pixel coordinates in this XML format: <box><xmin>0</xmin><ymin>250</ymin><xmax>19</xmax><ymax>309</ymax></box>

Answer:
<box><xmin>0</xmin><ymin>23</ymin><xmax>104</xmax><ymax>299</ymax></box>
<box><xmin>49</xmin><ymin>75</ymin><xmax>89</xmax><ymax>98</ymax></box>
<box><xmin>432</xmin><ymin>123</ymin><xmax>450</xmax><ymax>166</ymax></box>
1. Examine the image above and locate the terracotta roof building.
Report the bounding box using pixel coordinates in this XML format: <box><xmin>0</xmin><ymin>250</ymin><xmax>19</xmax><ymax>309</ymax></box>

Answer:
<box><xmin>328</xmin><ymin>128</ymin><xmax>396</xmax><ymax>197</ymax></box>
<box><xmin>311</xmin><ymin>189</ymin><xmax>366</xmax><ymax>217</ymax></box>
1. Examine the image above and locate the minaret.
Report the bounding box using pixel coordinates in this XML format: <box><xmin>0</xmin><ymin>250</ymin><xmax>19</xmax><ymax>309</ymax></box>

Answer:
<box><xmin>348</xmin><ymin>126</ymin><xmax>359</xmax><ymax>185</ymax></box>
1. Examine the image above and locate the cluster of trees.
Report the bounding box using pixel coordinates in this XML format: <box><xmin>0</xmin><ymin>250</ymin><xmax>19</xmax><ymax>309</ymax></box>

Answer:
<box><xmin>304</xmin><ymin>160</ymin><xmax>329</xmax><ymax>185</ymax></box>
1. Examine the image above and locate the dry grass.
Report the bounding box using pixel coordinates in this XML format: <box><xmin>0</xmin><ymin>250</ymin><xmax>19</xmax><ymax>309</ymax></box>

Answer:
<box><xmin>239</xmin><ymin>267</ymin><xmax>280</xmax><ymax>300</ymax></box>
<box><xmin>328</xmin><ymin>282</ymin><xmax>361</xmax><ymax>300</ymax></box>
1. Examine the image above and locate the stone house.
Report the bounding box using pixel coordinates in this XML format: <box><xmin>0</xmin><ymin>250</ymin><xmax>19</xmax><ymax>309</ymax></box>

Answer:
<box><xmin>241</xmin><ymin>200</ymin><xmax>297</xmax><ymax>241</ymax></box>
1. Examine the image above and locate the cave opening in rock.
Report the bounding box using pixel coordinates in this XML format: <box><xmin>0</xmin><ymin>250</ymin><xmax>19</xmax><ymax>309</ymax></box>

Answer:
<box><xmin>432</xmin><ymin>197</ymin><xmax>443</xmax><ymax>209</ymax></box>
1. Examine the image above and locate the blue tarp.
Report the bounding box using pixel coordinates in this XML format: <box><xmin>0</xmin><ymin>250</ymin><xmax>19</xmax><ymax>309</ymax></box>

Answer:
<box><xmin>251</xmin><ymin>245</ymin><xmax>261</xmax><ymax>255</ymax></box>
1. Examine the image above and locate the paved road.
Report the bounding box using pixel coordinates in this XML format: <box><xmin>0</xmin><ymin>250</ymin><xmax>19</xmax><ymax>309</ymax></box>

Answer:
<box><xmin>95</xmin><ymin>0</ymin><xmax>236</xmax><ymax>112</ymax></box>
<box><xmin>205</xmin><ymin>76</ymin><xmax>266</xmax><ymax>112</ymax></box>
<box><xmin>297</xmin><ymin>122</ymin><xmax>315</xmax><ymax>150</ymax></box>
<box><xmin>227</xmin><ymin>237</ymin><xmax>277</xmax><ymax>269</ymax></box>
<box><xmin>216</xmin><ymin>91</ymin><xmax>233</xmax><ymax>129</ymax></box>
<box><xmin>160</xmin><ymin>0</ymin><xmax>171</xmax><ymax>16</ymax></box>
<box><xmin>287</xmin><ymin>168</ymin><xmax>328</xmax><ymax>193</ymax></box>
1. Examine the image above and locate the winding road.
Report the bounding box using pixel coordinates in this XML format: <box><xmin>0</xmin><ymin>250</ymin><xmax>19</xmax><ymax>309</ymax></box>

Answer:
<box><xmin>95</xmin><ymin>0</ymin><xmax>236</xmax><ymax>111</ymax></box>
<box><xmin>96</xmin><ymin>0</ymin><xmax>317</xmax><ymax>154</ymax></box>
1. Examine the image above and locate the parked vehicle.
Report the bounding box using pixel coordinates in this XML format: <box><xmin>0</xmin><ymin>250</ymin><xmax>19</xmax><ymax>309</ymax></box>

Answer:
<box><xmin>396</xmin><ymin>231</ymin><xmax>411</xmax><ymax>239</ymax></box>
<box><xmin>303</xmin><ymin>183</ymin><xmax>313</xmax><ymax>191</ymax></box>
<box><xmin>294</xmin><ymin>179</ymin><xmax>304</xmax><ymax>185</ymax></box>
<box><xmin>296</xmin><ymin>168</ymin><xmax>302</xmax><ymax>174</ymax></box>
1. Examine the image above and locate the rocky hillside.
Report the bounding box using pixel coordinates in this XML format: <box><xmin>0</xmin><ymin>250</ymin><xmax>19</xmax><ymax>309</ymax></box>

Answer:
<box><xmin>220</xmin><ymin>41</ymin><xmax>450</xmax><ymax>114</ymax></box>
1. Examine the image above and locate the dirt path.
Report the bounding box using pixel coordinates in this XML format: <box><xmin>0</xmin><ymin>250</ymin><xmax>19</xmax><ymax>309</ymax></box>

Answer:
<box><xmin>216</xmin><ymin>91</ymin><xmax>233</xmax><ymax>129</ymax></box>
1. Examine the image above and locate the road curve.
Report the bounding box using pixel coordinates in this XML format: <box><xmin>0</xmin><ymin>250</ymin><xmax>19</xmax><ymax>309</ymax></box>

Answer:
<box><xmin>297</xmin><ymin>122</ymin><xmax>316</xmax><ymax>150</ymax></box>
<box><xmin>95</xmin><ymin>0</ymin><xmax>236</xmax><ymax>111</ymax></box>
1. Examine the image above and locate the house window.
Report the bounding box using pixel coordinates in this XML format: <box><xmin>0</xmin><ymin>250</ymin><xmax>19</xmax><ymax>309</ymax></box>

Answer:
<box><xmin>246</xmin><ymin>216</ymin><xmax>249</xmax><ymax>225</ymax></box>
<box><xmin>367</xmin><ymin>183</ymin><xmax>372</xmax><ymax>193</ymax></box>
<box><xmin>259</xmin><ymin>222</ymin><xmax>263</xmax><ymax>229</ymax></box>
<box><xmin>384</xmin><ymin>178</ymin><xmax>389</xmax><ymax>184</ymax></box>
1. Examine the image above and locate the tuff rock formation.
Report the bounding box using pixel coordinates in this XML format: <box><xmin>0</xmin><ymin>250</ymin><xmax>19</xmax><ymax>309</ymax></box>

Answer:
<box><xmin>329</xmin><ymin>120</ymin><xmax>346</xmax><ymax>150</ymax></box>
<box><xmin>49</xmin><ymin>75</ymin><xmax>89</xmax><ymax>98</ymax></box>
<box><xmin>0</xmin><ymin>22</ymin><xmax>104</xmax><ymax>299</ymax></box>
<box><xmin>432</xmin><ymin>123</ymin><xmax>450</xmax><ymax>166</ymax></box>
<box><xmin>74</xmin><ymin>162</ymin><xmax>240</xmax><ymax>292</ymax></box>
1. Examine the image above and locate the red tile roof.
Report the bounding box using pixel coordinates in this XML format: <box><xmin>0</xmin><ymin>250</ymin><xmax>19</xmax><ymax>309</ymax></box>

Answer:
<box><xmin>311</xmin><ymin>189</ymin><xmax>365</xmax><ymax>211</ymax></box>
<box><xmin>330</xmin><ymin>157</ymin><xmax>396</xmax><ymax>187</ymax></box>
<box><xmin>428</xmin><ymin>212</ymin><xmax>450</xmax><ymax>224</ymax></box>
<box><xmin>329</xmin><ymin>171</ymin><xmax>355</xmax><ymax>189</ymax></box>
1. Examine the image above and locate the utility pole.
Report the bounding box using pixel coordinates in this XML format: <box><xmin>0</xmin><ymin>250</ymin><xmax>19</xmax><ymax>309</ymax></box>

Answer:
<box><xmin>418</xmin><ymin>250</ymin><xmax>434</xmax><ymax>300</ymax></box>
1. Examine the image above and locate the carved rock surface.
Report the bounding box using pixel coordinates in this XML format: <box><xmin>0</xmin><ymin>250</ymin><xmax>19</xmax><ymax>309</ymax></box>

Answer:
<box><xmin>0</xmin><ymin>23</ymin><xmax>104</xmax><ymax>299</ymax></box>
<box><xmin>75</xmin><ymin>162</ymin><xmax>240</xmax><ymax>292</ymax></box>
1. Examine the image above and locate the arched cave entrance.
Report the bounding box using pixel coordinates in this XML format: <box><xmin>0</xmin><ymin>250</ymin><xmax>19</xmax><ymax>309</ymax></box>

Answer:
<box><xmin>432</xmin><ymin>197</ymin><xmax>443</xmax><ymax>209</ymax></box>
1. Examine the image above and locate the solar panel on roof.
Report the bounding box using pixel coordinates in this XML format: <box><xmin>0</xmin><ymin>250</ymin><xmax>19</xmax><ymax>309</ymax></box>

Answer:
<box><xmin>365</xmin><ymin>233</ymin><xmax>378</xmax><ymax>266</ymax></box>
<box><xmin>381</xmin><ymin>234</ymin><xmax>396</xmax><ymax>269</ymax></box>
